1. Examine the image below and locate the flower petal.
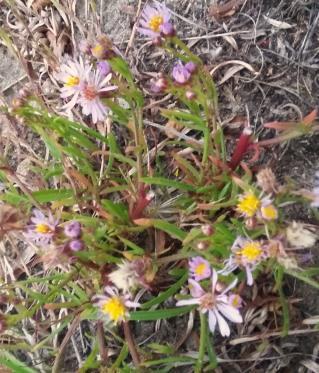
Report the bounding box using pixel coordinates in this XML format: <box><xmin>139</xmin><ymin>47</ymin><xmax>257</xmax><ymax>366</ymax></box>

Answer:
<box><xmin>214</xmin><ymin>309</ymin><xmax>231</xmax><ymax>337</ymax></box>
<box><xmin>217</xmin><ymin>303</ymin><xmax>243</xmax><ymax>323</ymax></box>
<box><xmin>208</xmin><ymin>310</ymin><xmax>217</xmax><ymax>333</ymax></box>
<box><xmin>176</xmin><ymin>298</ymin><xmax>200</xmax><ymax>307</ymax></box>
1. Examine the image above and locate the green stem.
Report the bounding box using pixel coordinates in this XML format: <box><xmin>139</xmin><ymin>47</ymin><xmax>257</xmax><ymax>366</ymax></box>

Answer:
<box><xmin>195</xmin><ymin>312</ymin><xmax>207</xmax><ymax>373</ymax></box>
<box><xmin>275</xmin><ymin>265</ymin><xmax>290</xmax><ymax>336</ymax></box>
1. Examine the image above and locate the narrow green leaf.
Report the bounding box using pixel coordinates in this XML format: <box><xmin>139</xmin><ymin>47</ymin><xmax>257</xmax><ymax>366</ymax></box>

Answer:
<box><xmin>130</xmin><ymin>306</ymin><xmax>194</xmax><ymax>321</ymax></box>
<box><xmin>32</xmin><ymin>189</ymin><xmax>74</xmax><ymax>203</ymax></box>
<box><xmin>152</xmin><ymin>220</ymin><xmax>187</xmax><ymax>241</ymax></box>
<box><xmin>141</xmin><ymin>271</ymin><xmax>188</xmax><ymax>309</ymax></box>
<box><xmin>141</xmin><ymin>176</ymin><xmax>195</xmax><ymax>192</ymax></box>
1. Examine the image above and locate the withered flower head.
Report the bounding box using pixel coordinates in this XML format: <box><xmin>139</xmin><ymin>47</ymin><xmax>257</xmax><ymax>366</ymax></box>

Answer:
<box><xmin>0</xmin><ymin>204</ymin><xmax>25</xmax><ymax>239</ymax></box>
<box><xmin>256</xmin><ymin>168</ymin><xmax>278</xmax><ymax>194</ymax></box>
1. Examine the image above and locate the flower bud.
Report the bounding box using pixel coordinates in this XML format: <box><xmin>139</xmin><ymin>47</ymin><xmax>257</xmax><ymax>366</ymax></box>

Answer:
<box><xmin>172</xmin><ymin>61</ymin><xmax>191</xmax><ymax>84</ymax></box>
<box><xmin>98</xmin><ymin>61</ymin><xmax>112</xmax><ymax>76</ymax></box>
<box><xmin>64</xmin><ymin>221</ymin><xmax>81</xmax><ymax>238</ymax></box>
<box><xmin>201</xmin><ymin>224</ymin><xmax>213</xmax><ymax>236</ymax></box>
<box><xmin>185</xmin><ymin>61</ymin><xmax>197</xmax><ymax>74</ymax></box>
<box><xmin>185</xmin><ymin>90</ymin><xmax>196</xmax><ymax>100</ymax></box>
<box><xmin>160</xmin><ymin>22</ymin><xmax>175</xmax><ymax>37</ymax></box>
<box><xmin>197</xmin><ymin>241</ymin><xmax>208</xmax><ymax>250</ymax></box>
<box><xmin>150</xmin><ymin>77</ymin><xmax>168</xmax><ymax>93</ymax></box>
<box><xmin>69</xmin><ymin>239</ymin><xmax>84</xmax><ymax>252</ymax></box>
<box><xmin>152</xmin><ymin>36</ymin><xmax>163</xmax><ymax>46</ymax></box>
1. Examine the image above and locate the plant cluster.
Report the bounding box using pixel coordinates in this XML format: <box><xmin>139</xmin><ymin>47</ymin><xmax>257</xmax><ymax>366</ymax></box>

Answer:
<box><xmin>0</xmin><ymin>1</ymin><xmax>318</xmax><ymax>371</ymax></box>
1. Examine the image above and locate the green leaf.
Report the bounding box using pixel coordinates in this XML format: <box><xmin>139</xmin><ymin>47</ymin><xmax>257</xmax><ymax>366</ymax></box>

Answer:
<box><xmin>109</xmin><ymin>57</ymin><xmax>133</xmax><ymax>83</ymax></box>
<box><xmin>32</xmin><ymin>189</ymin><xmax>74</xmax><ymax>203</ymax></box>
<box><xmin>130</xmin><ymin>305</ymin><xmax>194</xmax><ymax>321</ymax></box>
<box><xmin>118</xmin><ymin>237</ymin><xmax>145</xmax><ymax>255</ymax></box>
<box><xmin>141</xmin><ymin>176</ymin><xmax>195</xmax><ymax>192</ymax></box>
<box><xmin>101</xmin><ymin>199</ymin><xmax>129</xmax><ymax>223</ymax></box>
<box><xmin>161</xmin><ymin>109</ymin><xmax>206</xmax><ymax>130</ymax></box>
<box><xmin>141</xmin><ymin>271</ymin><xmax>188</xmax><ymax>309</ymax></box>
<box><xmin>152</xmin><ymin>220</ymin><xmax>187</xmax><ymax>241</ymax></box>
<box><xmin>0</xmin><ymin>351</ymin><xmax>37</xmax><ymax>373</ymax></box>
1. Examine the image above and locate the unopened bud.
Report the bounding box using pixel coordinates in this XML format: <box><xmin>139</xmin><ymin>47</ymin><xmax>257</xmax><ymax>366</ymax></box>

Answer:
<box><xmin>150</xmin><ymin>77</ymin><xmax>168</xmax><ymax>93</ymax></box>
<box><xmin>69</xmin><ymin>239</ymin><xmax>84</xmax><ymax>252</ymax></box>
<box><xmin>152</xmin><ymin>36</ymin><xmax>163</xmax><ymax>46</ymax></box>
<box><xmin>185</xmin><ymin>61</ymin><xmax>197</xmax><ymax>74</ymax></box>
<box><xmin>160</xmin><ymin>22</ymin><xmax>175</xmax><ymax>37</ymax></box>
<box><xmin>201</xmin><ymin>224</ymin><xmax>213</xmax><ymax>236</ymax></box>
<box><xmin>185</xmin><ymin>90</ymin><xmax>196</xmax><ymax>100</ymax></box>
<box><xmin>197</xmin><ymin>241</ymin><xmax>208</xmax><ymax>250</ymax></box>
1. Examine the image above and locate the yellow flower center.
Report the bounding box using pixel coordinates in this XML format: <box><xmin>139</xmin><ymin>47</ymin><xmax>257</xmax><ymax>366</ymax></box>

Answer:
<box><xmin>195</xmin><ymin>263</ymin><xmax>207</xmax><ymax>276</ymax></box>
<box><xmin>101</xmin><ymin>297</ymin><xmax>126</xmax><ymax>323</ymax></box>
<box><xmin>65</xmin><ymin>75</ymin><xmax>80</xmax><ymax>87</ymax></box>
<box><xmin>231</xmin><ymin>295</ymin><xmax>240</xmax><ymax>308</ymax></box>
<box><xmin>149</xmin><ymin>15</ymin><xmax>164</xmax><ymax>32</ymax></box>
<box><xmin>35</xmin><ymin>223</ymin><xmax>52</xmax><ymax>234</ymax></box>
<box><xmin>261</xmin><ymin>204</ymin><xmax>278</xmax><ymax>220</ymax></box>
<box><xmin>237</xmin><ymin>193</ymin><xmax>260</xmax><ymax>217</ymax></box>
<box><xmin>92</xmin><ymin>44</ymin><xmax>104</xmax><ymax>57</ymax></box>
<box><xmin>238</xmin><ymin>242</ymin><xmax>263</xmax><ymax>262</ymax></box>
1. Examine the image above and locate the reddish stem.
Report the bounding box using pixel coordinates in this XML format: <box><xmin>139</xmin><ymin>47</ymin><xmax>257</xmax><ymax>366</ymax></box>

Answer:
<box><xmin>130</xmin><ymin>185</ymin><xmax>153</xmax><ymax>220</ymax></box>
<box><xmin>123</xmin><ymin>321</ymin><xmax>140</xmax><ymax>367</ymax></box>
<box><xmin>228</xmin><ymin>128</ymin><xmax>253</xmax><ymax>170</ymax></box>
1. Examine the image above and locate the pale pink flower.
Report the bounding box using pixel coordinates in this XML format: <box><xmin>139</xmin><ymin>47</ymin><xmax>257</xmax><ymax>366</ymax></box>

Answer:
<box><xmin>311</xmin><ymin>171</ymin><xmax>319</xmax><ymax>207</ymax></box>
<box><xmin>176</xmin><ymin>270</ymin><xmax>243</xmax><ymax>336</ymax></box>
<box><xmin>189</xmin><ymin>256</ymin><xmax>211</xmax><ymax>281</ymax></box>
<box><xmin>56</xmin><ymin>57</ymin><xmax>91</xmax><ymax>110</ymax></box>
<box><xmin>138</xmin><ymin>2</ymin><xmax>172</xmax><ymax>38</ymax></box>
<box><xmin>78</xmin><ymin>70</ymin><xmax>117</xmax><ymax>123</ymax></box>
<box><xmin>92</xmin><ymin>286</ymin><xmax>140</xmax><ymax>324</ymax></box>
<box><xmin>24</xmin><ymin>209</ymin><xmax>59</xmax><ymax>246</ymax></box>
<box><xmin>220</xmin><ymin>237</ymin><xmax>267</xmax><ymax>286</ymax></box>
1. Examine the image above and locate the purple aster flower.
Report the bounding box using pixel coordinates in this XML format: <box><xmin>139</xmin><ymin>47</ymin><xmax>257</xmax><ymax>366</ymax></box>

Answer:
<box><xmin>24</xmin><ymin>209</ymin><xmax>59</xmax><ymax>246</ymax></box>
<box><xmin>64</xmin><ymin>221</ymin><xmax>81</xmax><ymax>238</ymax></box>
<box><xmin>189</xmin><ymin>256</ymin><xmax>211</xmax><ymax>281</ymax></box>
<box><xmin>172</xmin><ymin>61</ymin><xmax>191</xmax><ymax>84</ymax></box>
<box><xmin>138</xmin><ymin>1</ymin><xmax>172</xmax><ymax>38</ymax></box>
<box><xmin>176</xmin><ymin>269</ymin><xmax>243</xmax><ymax>336</ymax></box>
<box><xmin>78</xmin><ymin>70</ymin><xmax>117</xmax><ymax>123</ymax></box>
<box><xmin>69</xmin><ymin>239</ymin><xmax>84</xmax><ymax>252</ymax></box>
<box><xmin>97</xmin><ymin>61</ymin><xmax>112</xmax><ymax>77</ymax></box>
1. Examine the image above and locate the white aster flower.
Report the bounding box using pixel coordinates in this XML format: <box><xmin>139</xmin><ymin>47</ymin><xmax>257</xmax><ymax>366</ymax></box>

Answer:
<box><xmin>56</xmin><ymin>57</ymin><xmax>91</xmax><ymax>110</ymax></box>
<box><xmin>78</xmin><ymin>70</ymin><xmax>117</xmax><ymax>123</ymax></box>
<box><xmin>176</xmin><ymin>269</ymin><xmax>243</xmax><ymax>337</ymax></box>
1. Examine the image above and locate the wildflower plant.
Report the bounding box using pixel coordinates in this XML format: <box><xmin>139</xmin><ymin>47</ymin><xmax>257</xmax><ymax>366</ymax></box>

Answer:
<box><xmin>0</xmin><ymin>1</ymin><xmax>318</xmax><ymax>371</ymax></box>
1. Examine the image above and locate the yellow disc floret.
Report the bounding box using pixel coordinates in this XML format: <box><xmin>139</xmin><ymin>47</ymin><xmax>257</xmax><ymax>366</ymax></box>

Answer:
<box><xmin>149</xmin><ymin>15</ymin><xmax>164</xmax><ymax>32</ymax></box>
<box><xmin>237</xmin><ymin>193</ymin><xmax>260</xmax><ymax>217</ymax></box>
<box><xmin>238</xmin><ymin>241</ymin><xmax>263</xmax><ymax>262</ymax></box>
<box><xmin>35</xmin><ymin>223</ymin><xmax>52</xmax><ymax>234</ymax></box>
<box><xmin>102</xmin><ymin>297</ymin><xmax>126</xmax><ymax>323</ymax></box>
<box><xmin>261</xmin><ymin>204</ymin><xmax>278</xmax><ymax>220</ymax></box>
<box><xmin>65</xmin><ymin>75</ymin><xmax>80</xmax><ymax>87</ymax></box>
<box><xmin>195</xmin><ymin>263</ymin><xmax>207</xmax><ymax>276</ymax></box>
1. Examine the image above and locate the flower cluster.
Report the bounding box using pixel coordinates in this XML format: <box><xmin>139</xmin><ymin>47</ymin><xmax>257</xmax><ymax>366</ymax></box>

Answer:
<box><xmin>177</xmin><ymin>259</ymin><xmax>243</xmax><ymax>337</ymax></box>
<box><xmin>24</xmin><ymin>210</ymin><xmax>84</xmax><ymax>254</ymax></box>
<box><xmin>236</xmin><ymin>191</ymin><xmax>278</xmax><ymax>222</ymax></box>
